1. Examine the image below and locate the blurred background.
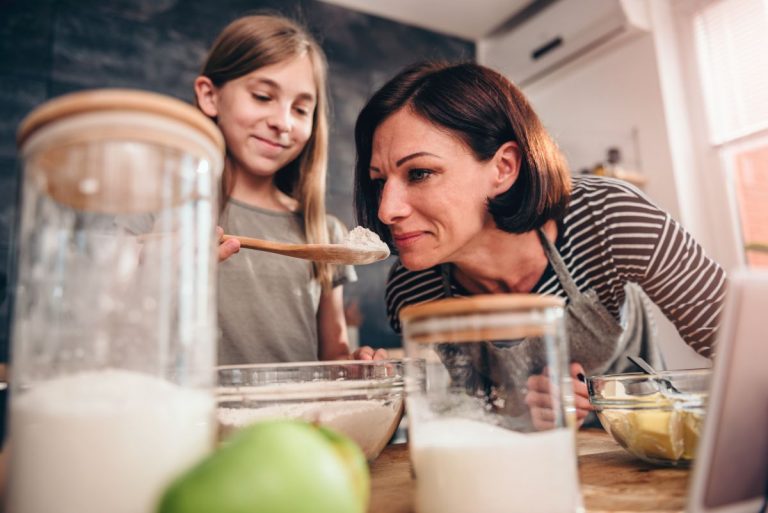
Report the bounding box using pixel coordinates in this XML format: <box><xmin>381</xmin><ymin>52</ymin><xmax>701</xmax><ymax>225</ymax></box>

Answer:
<box><xmin>1</xmin><ymin>0</ymin><xmax>766</xmax><ymax>368</ymax></box>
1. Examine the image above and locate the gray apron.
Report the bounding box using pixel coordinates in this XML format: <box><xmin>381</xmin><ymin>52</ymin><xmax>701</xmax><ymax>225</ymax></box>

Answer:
<box><xmin>435</xmin><ymin>228</ymin><xmax>663</xmax><ymax>424</ymax></box>
<box><xmin>534</xmin><ymin>229</ymin><xmax>664</xmax><ymax>375</ymax></box>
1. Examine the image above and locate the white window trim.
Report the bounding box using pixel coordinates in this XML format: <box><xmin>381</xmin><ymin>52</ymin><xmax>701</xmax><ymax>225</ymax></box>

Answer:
<box><xmin>648</xmin><ymin>0</ymin><xmax>748</xmax><ymax>272</ymax></box>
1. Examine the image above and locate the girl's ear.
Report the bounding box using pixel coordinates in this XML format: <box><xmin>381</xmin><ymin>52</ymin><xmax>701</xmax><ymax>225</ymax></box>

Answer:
<box><xmin>194</xmin><ymin>76</ymin><xmax>219</xmax><ymax>118</ymax></box>
<box><xmin>491</xmin><ymin>141</ymin><xmax>522</xmax><ymax>194</ymax></box>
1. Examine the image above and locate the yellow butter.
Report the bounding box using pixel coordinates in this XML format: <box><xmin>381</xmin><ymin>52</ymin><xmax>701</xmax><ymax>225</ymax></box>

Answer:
<box><xmin>598</xmin><ymin>392</ymin><xmax>697</xmax><ymax>463</ymax></box>
<box><xmin>682</xmin><ymin>409</ymin><xmax>704</xmax><ymax>460</ymax></box>
<box><xmin>626</xmin><ymin>409</ymin><xmax>684</xmax><ymax>460</ymax></box>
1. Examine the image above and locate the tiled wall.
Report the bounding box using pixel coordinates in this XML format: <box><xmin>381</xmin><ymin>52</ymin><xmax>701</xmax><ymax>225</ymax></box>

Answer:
<box><xmin>0</xmin><ymin>0</ymin><xmax>475</xmax><ymax>359</ymax></box>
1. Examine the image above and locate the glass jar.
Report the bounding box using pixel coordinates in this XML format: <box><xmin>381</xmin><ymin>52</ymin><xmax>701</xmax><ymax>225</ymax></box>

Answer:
<box><xmin>8</xmin><ymin>89</ymin><xmax>224</xmax><ymax>513</ymax></box>
<box><xmin>401</xmin><ymin>294</ymin><xmax>582</xmax><ymax>513</ymax></box>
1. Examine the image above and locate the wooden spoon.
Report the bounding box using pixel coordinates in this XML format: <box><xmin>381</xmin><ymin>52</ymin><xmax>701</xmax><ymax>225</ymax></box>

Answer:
<box><xmin>222</xmin><ymin>234</ymin><xmax>389</xmax><ymax>265</ymax></box>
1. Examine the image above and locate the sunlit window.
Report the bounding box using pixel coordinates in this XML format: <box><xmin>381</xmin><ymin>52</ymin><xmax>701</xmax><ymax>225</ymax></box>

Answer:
<box><xmin>693</xmin><ymin>0</ymin><xmax>768</xmax><ymax>268</ymax></box>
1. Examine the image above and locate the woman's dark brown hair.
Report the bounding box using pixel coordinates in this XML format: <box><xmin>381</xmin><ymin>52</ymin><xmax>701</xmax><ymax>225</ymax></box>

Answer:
<box><xmin>354</xmin><ymin>61</ymin><xmax>571</xmax><ymax>247</ymax></box>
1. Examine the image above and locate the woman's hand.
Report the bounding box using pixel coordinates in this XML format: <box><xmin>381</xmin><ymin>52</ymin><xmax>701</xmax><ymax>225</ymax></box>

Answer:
<box><xmin>217</xmin><ymin>226</ymin><xmax>240</xmax><ymax>262</ymax></box>
<box><xmin>525</xmin><ymin>362</ymin><xmax>593</xmax><ymax>430</ymax></box>
<box><xmin>350</xmin><ymin>346</ymin><xmax>389</xmax><ymax>361</ymax></box>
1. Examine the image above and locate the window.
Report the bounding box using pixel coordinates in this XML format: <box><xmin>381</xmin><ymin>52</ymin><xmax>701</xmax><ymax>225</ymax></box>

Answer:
<box><xmin>692</xmin><ymin>0</ymin><xmax>768</xmax><ymax>268</ymax></box>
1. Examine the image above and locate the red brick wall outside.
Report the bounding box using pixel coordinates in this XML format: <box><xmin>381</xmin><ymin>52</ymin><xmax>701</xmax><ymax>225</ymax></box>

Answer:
<box><xmin>733</xmin><ymin>144</ymin><xmax>768</xmax><ymax>268</ymax></box>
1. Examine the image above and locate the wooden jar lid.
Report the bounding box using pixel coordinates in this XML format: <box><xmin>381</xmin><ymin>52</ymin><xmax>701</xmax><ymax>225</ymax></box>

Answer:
<box><xmin>17</xmin><ymin>88</ymin><xmax>224</xmax><ymax>152</ymax></box>
<box><xmin>16</xmin><ymin>89</ymin><xmax>224</xmax><ymax>214</ymax></box>
<box><xmin>400</xmin><ymin>294</ymin><xmax>564</xmax><ymax>344</ymax></box>
<box><xmin>399</xmin><ymin>294</ymin><xmax>564</xmax><ymax>322</ymax></box>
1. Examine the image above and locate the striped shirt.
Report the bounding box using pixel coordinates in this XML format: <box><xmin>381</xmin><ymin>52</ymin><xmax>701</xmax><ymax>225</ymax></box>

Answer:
<box><xmin>385</xmin><ymin>176</ymin><xmax>726</xmax><ymax>357</ymax></box>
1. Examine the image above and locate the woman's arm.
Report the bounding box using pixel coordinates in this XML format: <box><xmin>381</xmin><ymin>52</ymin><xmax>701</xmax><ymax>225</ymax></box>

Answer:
<box><xmin>635</xmin><ymin>216</ymin><xmax>726</xmax><ymax>357</ymax></box>
<box><xmin>593</xmin><ymin>179</ymin><xmax>727</xmax><ymax>357</ymax></box>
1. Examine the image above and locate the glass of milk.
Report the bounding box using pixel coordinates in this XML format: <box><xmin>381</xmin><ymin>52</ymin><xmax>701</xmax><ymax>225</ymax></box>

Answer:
<box><xmin>400</xmin><ymin>295</ymin><xmax>583</xmax><ymax>513</ymax></box>
<box><xmin>8</xmin><ymin>90</ymin><xmax>224</xmax><ymax>513</ymax></box>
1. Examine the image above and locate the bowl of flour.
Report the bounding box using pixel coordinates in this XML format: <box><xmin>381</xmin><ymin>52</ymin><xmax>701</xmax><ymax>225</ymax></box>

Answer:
<box><xmin>217</xmin><ymin>360</ymin><xmax>405</xmax><ymax>460</ymax></box>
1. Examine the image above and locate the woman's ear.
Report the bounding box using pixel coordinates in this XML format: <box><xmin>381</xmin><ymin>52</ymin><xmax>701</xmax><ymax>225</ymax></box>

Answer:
<box><xmin>491</xmin><ymin>141</ymin><xmax>522</xmax><ymax>193</ymax></box>
<box><xmin>194</xmin><ymin>76</ymin><xmax>218</xmax><ymax>118</ymax></box>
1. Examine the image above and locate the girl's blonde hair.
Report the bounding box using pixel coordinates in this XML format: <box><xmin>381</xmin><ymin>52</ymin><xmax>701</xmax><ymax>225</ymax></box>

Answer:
<box><xmin>200</xmin><ymin>14</ymin><xmax>333</xmax><ymax>289</ymax></box>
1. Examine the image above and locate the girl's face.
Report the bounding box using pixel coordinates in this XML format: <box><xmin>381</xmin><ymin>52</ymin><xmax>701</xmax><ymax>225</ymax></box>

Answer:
<box><xmin>370</xmin><ymin>108</ymin><xmax>515</xmax><ymax>271</ymax></box>
<box><xmin>202</xmin><ymin>54</ymin><xmax>317</xmax><ymax>179</ymax></box>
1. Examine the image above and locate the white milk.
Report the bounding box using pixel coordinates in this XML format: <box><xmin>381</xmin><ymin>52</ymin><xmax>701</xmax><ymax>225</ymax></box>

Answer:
<box><xmin>7</xmin><ymin>369</ymin><xmax>215</xmax><ymax>513</ymax></box>
<box><xmin>410</xmin><ymin>418</ymin><xmax>581</xmax><ymax>513</ymax></box>
<box><xmin>219</xmin><ymin>399</ymin><xmax>401</xmax><ymax>459</ymax></box>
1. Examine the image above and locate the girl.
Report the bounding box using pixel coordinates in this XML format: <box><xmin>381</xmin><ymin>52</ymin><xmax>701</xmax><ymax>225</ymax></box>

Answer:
<box><xmin>195</xmin><ymin>14</ymin><xmax>385</xmax><ymax>364</ymax></box>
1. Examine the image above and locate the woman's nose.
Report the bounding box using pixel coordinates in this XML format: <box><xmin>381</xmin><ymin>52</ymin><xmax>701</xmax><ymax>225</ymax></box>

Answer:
<box><xmin>378</xmin><ymin>180</ymin><xmax>411</xmax><ymax>225</ymax></box>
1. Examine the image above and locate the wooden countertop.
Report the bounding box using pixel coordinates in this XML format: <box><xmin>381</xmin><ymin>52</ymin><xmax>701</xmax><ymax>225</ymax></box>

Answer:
<box><xmin>369</xmin><ymin>429</ymin><xmax>690</xmax><ymax>513</ymax></box>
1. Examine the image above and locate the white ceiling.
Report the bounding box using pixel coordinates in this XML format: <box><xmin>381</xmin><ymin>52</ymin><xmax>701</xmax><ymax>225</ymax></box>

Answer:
<box><xmin>318</xmin><ymin>0</ymin><xmax>535</xmax><ymax>40</ymax></box>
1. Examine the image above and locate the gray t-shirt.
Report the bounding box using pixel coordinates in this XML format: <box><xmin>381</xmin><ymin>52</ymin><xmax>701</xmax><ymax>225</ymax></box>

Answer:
<box><xmin>217</xmin><ymin>199</ymin><xmax>356</xmax><ymax>364</ymax></box>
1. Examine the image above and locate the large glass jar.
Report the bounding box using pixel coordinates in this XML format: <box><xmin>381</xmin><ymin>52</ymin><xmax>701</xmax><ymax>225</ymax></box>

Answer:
<box><xmin>400</xmin><ymin>294</ymin><xmax>583</xmax><ymax>513</ymax></box>
<box><xmin>7</xmin><ymin>89</ymin><xmax>224</xmax><ymax>513</ymax></box>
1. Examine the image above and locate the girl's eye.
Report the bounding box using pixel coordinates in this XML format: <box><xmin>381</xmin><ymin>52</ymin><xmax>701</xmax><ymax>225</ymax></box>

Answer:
<box><xmin>252</xmin><ymin>93</ymin><xmax>271</xmax><ymax>102</ymax></box>
<box><xmin>294</xmin><ymin>106</ymin><xmax>311</xmax><ymax>116</ymax></box>
<box><xmin>408</xmin><ymin>168</ymin><xmax>433</xmax><ymax>182</ymax></box>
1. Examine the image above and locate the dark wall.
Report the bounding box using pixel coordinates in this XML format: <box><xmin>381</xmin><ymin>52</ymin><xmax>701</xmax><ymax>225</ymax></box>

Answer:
<box><xmin>0</xmin><ymin>0</ymin><xmax>474</xmax><ymax>356</ymax></box>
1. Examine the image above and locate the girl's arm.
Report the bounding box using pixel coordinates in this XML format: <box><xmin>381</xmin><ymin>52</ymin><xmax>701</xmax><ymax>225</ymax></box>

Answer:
<box><xmin>317</xmin><ymin>286</ymin><xmax>389</xmax><ymax>360</ymax></box>
<box><xmin>317</xmin><ymin>285</ymin><xmax>352</xmax><ymax>360</ymax></box>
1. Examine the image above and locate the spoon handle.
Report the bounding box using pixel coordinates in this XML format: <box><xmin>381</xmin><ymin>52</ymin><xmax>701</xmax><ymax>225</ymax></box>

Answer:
<box><xmin>627</xmin><ymin>355</ymin><xmax>682</xmax><ymax>394</ymax></box>
<box><xmin>221</xmin><ymin>234</ymin><xmax>387</xmax><ymax>265</ymax></box>
<box><xmin>223</xmin><ymin>235</ymin><xmax>297</xmax><ymax>253</ymax></box>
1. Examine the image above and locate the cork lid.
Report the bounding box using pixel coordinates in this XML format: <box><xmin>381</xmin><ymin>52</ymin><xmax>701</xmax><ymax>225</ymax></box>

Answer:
<box><xmin>400</xmin><ymin>294</ymin><xmax>564</xmax><ymax>344</ymax></box>
<box><xmin>16</xmin><ymin>89</ymin><xmax>225</xmax><ymax>214</ymax></box>
<box><xmin>17</xmin><ymin>88</ymin><xmax>223</xmax><ymax>151</ymax></box>
<box><xmin>399</xmin><ymin>294</ymin><xmax>563</xmax><ymax>322</ymax></box>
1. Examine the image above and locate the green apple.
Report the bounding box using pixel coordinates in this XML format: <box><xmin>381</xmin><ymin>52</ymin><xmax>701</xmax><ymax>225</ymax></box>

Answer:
<box><xmin>157</xmin><ymin>419</ymin><xmax>370</xmax><ymax>513</ymax></box>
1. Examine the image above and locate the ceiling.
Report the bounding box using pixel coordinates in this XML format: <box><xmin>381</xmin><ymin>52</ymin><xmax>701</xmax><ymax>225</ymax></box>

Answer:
<box><xmin>317</xmin><ymin>0</ymin><xmax>536</xmax><ymax>40</ymax></box>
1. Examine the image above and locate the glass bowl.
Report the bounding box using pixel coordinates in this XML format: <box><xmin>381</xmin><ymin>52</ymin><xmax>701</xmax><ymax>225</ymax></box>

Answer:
<box><xmin>216</xmin><ymin>359</ymin><xmax>405</xmax><ymax>460</ymax></box>
<box><xmin>587</xmin><ymin>369</ymin><xmax>711</xmax><ymax>467</ymax></box>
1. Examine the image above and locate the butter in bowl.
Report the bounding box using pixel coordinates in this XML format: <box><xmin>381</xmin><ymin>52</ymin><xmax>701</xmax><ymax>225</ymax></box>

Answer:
<box><xmin>216</xmin><ymin>360</ymin><xmax>405</xmax><ymax>460</ymax></box>
<box><xmin>587</xmin><ymin>369</ymin><xmax>711</xmax><ymax>466</ymax></box>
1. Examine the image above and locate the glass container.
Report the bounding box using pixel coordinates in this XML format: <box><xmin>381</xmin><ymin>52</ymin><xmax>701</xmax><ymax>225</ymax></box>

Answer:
<box><xmin>7</xmin><ymin>89</ymin><xmax>224</xmax><ymax>513</ymax></box>
<box><xmin>400</xmin><ymin>294</ymin><xmax>582</xmax><ymax>513</ymax></box>
<box><xmin>588</xmin><ymin>369</ymin><xmax>711</xmax><ymax>466</ymax></box>
<box><xmin>216</xmin><ymin>360</ymin><xmax>405</xmax><ymax>460</ymax></box>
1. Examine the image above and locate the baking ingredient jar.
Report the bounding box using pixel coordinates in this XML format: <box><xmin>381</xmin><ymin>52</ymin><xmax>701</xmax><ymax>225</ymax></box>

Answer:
<box><xmin>400</xmin><ymin>294</ymin><xmax>583</xmax><ymax>513</ymax></box>
<box><xmin>7</xmin><ymin>89</ymin><xmax>224</xmax><ymax>513</ymax></box>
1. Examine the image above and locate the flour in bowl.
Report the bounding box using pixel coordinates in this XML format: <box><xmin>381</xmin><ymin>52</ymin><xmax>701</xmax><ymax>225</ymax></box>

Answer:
<box><xmin>218</xmin><ymin>399</ymin><xmax>402</xmax><ymax>460</ymax></box>
<box><xmin>343</xmin><ymin>226</ymin><xmax>390</xmax><ymax>255</ymax></box>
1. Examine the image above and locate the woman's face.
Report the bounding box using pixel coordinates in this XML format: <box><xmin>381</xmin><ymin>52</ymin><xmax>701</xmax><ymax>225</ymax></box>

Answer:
<box><xmin>206</xmin><ymin>54</ymin><xmax>317</xmax><ymax>179</ymax></box>
<box><xmin>370</xmin><ymin>108</ymin><xmax>502</xmax><ymax>270</ymax></box>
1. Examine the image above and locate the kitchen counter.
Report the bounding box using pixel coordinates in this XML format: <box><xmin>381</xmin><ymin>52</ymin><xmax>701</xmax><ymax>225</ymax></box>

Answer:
<box><xmin>369</xmin><ymin>428</ymin><xmax>691</xmax><ymax>513</ymax></box>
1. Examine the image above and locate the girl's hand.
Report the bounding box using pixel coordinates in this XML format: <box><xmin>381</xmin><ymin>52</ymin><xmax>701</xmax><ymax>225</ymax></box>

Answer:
<box><xmin>350</xmin><ymin>346</ymin><xmax>389</xmax><ymax>361</ymax></box>
<box><xmin>217</xmin><ymin>226</ymin><xmax>240</xmax><ymax>262</ymax></box>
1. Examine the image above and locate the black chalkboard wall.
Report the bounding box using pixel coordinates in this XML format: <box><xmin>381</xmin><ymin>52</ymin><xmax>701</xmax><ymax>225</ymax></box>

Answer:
<box><xmin>0</xmin><ymin>0</ymin><xmax>474</xmax><ymax>357</ymax></box>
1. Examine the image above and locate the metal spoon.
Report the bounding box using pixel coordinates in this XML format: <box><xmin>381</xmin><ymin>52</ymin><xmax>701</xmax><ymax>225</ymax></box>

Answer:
<box><xmin>627</xmin><ymin>355</ymin><xmax>682</xmax><ymax>394</ymax></box>
<box><xmin>222</xmin><ymin>234</ymin><xmax>389</xmax><ymax>265</ymax></box>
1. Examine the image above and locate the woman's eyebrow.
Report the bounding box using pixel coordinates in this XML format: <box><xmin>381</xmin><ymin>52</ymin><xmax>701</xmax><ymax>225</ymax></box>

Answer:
<box><xmin>396</xmin><ymin>151</ymin><xmax>440</xmax><ymax>167</ymax></box>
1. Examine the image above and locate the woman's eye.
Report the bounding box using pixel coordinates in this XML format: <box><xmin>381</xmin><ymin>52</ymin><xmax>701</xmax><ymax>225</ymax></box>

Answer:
<box><xmin>370</xmin><ymin>178</ymin><xmax>385</xmax><ymax>196</ymax></box>
<box><xmin>252</xmin><ymin>93</ymin><xmax>271</xmax><ymax>102</ymax></box>
<box><xmin>408</xmin><ymin>168</ymin><xmax>432</xmax><ymax>182</ymax></box>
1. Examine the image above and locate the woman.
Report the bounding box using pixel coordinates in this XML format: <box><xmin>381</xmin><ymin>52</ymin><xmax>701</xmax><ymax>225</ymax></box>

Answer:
<box><xmin>195</xmin><ymin>14</ymin><xmax>385</xmax><ymax>363</ymax></box>
<box><xmin>353</xmin><ymin>61</ymin><xmax>725</xmax><ymax>426</ymax></box>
